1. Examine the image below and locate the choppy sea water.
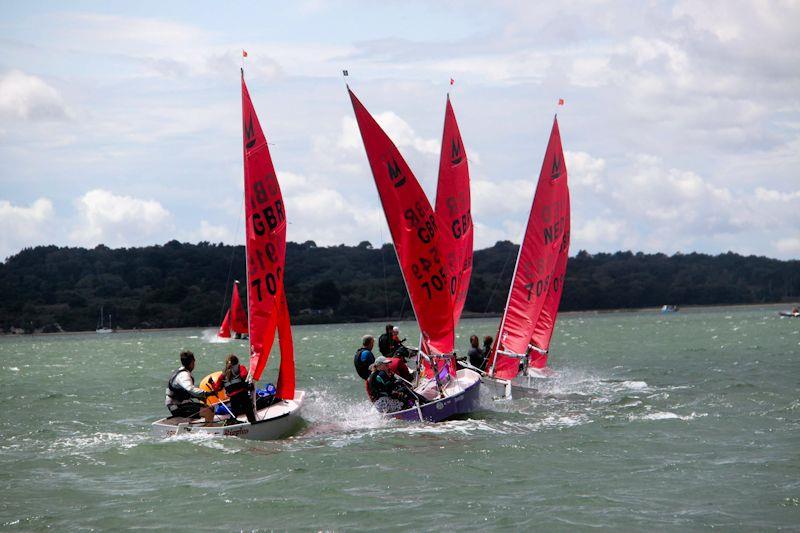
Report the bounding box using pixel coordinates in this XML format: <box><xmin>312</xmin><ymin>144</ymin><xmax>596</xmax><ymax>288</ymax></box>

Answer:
<box><xmin>1</xmin><ymin>305</ymin><xmax>798</xmax><ymax>530</ymax></box>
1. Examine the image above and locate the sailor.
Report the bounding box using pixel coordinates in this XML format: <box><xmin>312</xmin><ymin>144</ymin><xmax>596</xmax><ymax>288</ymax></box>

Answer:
<box><xmin>165</xmin><ymin>350</ymin><xmax>214</xmax><ymax>422</ymax></box>
<box><xmin>209</xmin><ymin>354</ymin><xmax>256</xmax><ymax>424</ymax></box>
<box><xmin>353</xmin><ymin>335</ymin><xmax>376</xmax><ymax>380</ymax></box>
<box><xmin>389</xmin><ymin>326</ymin><xmax>408</xmax><ymax>357</ymax></box>
<box><xmin>467</xmin><ymin>335</ymin><xmax>484</xmax><ymax>369</ymax></box>
<box><xmin>377</xmin><ymin>324</ymin><xmax>394</xmax><ymax>356</ymax></box>
<box><xmin>366</xmin><ymin>356</ymin><xmax>409</xmax><ymax>413</ymax></box>
<box><xmin>481</xmin><ymin>335</ymin><xmax>494</xmax><ymax>370</ymax></box>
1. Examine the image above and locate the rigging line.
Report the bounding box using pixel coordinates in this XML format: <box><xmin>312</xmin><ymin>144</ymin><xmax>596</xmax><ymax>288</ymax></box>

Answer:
<box><xmin>379</xmin><ymin>222</ymin><xmax>389</xmax><ymax>320</ymax></box>
<box><xmin>483</xmin><ymin>244</ymin><xmax>516</xmax><ymax>314</ymax></box>
<box><xmin>219</xmin><ymin>198</ymin><xmax>246</xmax><ymax>324</ymax></box>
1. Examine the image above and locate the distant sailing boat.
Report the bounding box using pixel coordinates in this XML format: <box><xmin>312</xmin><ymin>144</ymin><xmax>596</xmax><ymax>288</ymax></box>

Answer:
<box><xmin>217</xmin><ymin>281</ymin><xmax>248</xmax><ymax>339</ymax></box>
<box><xmin>96</xmin><ymin>306</ymin><xmax>112</xmax><ymax>334</ymax></box>
<box><xmin>482</xmin><ymin>116</ymin><xmax>571</xmax><ymax>399</ymax></box>
<box><xmin>152</xmin><ymin>69</ymin><xmax>304</xmax><ymax>440</ymax></box>
<box><xmin>348</xmin><ymin>86</ymin><xmax>480</xmax><ymax>422</ymax></box>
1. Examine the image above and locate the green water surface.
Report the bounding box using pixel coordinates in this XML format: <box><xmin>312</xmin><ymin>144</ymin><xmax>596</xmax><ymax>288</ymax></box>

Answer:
<box><xmin>1</xmin><ymin>306</ymin><xmax>798</xmax><ymax>530</ymax></box>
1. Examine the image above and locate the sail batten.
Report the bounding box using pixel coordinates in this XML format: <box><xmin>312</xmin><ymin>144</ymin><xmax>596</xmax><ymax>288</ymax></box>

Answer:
<box><xmin>488</xmin><ymin>117</ymin><xmax>570</xmax><ymax>379</ymax></box>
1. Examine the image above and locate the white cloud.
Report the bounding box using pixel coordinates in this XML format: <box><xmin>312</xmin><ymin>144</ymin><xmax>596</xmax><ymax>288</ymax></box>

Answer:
<box><xmin>0</xmin><ymin>198</ymin><xmax>54</xmax><ymax>259</ymax></box>
<box><xmin>339</xmin><ymin>113</ymin><xmax>438</xmax><ymax>155</ymax></box>
<box><xmin>774</xmin><ymin>237</ymin><xmax>800</xmax><ymax>255</ymax></box>
<box><xmin>70</xmin><ymin>189</ymin><xmax>172</xmax><ymax>247</ymax></box>
<box><xmin>195</xmin><ymin>220</ymin><xmax>235</xmax><ymax>243</ymax></box>
<box><xmin>0</xmin><ymin>70</ymin><xmax>71</xmax><ymax>121</ymax></box>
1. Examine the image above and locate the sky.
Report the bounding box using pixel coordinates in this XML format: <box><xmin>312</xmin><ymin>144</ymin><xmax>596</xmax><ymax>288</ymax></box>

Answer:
<box><xmin>1</xmin><ymin>0</ymin><xmax>799</xmax><ymax>261</ymax></box>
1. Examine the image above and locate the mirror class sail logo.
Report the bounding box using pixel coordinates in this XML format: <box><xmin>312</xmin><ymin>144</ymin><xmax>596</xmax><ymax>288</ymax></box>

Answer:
<box><xmin>550</xmin><ymin>156</ymin><xmax>562</xmax><ymax>181</ymax></box>
<box><xmin>245</xmin><ymin>114</ymin><xmax>256</xmax><ymax>149</ymax></box>
<box><xmin>450</xmin><ymin>138</ymin><xmax>463</xmax><ymax>165</ymax></box>
<box><xmin>387</xmin><ymin>158</ymin><xmax>407</xmax><ymax>187</ymax></box>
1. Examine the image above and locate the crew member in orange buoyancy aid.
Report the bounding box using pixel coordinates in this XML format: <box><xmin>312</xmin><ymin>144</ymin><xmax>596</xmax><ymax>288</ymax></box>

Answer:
<box><xmin>210</xmin><ymin>354</ymin><xmax>256</xmax><ymax>424</ymax></box>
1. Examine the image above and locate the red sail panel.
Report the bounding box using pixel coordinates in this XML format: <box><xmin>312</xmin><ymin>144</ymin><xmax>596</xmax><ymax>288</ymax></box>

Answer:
<box><xmin>348</xmin><ymin>88</ymin><xmax>455</xmax><ymax>355</ymax></box>
<box><xmin>230</xmin><ymin>281</ymin><xmax>248</xmax><ymax>335</ymax></box>
<box><xmin>489</xmin><ymin>117</ymin><xmax>569</xmax><ymax>379</ymax></box>
<box><xmin>435</xmin><ymin>95</ymin><xmax>473</xmax><ymax>331</ymax></box>
<box><xmin>242</xmin><ymin>72</ymin><xmax>288</xmax><ymax>381</ymax></box>
<box><xmin>217</xmin><ymin>309</ymin><xmax>232</xmax><ymax>338</ymax></box>
<box><xmin>274</xmin><ymin>291</ymin><xmax>295</xmax><ymax>400</ymax></box>
<box><xmin>529</xmin><ymin>189</ymin><xmax>570</xmax><ymax>369</ymax></box>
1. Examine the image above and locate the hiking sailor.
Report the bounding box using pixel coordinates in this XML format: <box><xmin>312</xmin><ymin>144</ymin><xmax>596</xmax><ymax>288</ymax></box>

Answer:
<box><xmin>366</xmin><ymin>356</ymin><xmax>412</xmax><ymax>413</ymax></box>
<box><xmin>354</xmin><ymin>335</ymin><xmax>376</xmax><ymax>380</ymax></box>
<box><xmin>165</xmin><ymin>350</ymin><xmax>214</xmax><ymax>422</ymax></box>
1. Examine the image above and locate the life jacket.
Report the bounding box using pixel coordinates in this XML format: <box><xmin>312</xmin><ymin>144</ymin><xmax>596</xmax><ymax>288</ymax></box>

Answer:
<box><xmin>222</xmin><ymin>364</ymin><xmax>248</xmax><ymax>396</ymax></box>
<box><xmin>353</xmin><ymin>347</ymin><xmax>374</xmax><ymax>380</ymax></box>
<box><xmin>166</xmin><ymin>367</ymin><xmax>193</xmax><ymax>404</ymax></box>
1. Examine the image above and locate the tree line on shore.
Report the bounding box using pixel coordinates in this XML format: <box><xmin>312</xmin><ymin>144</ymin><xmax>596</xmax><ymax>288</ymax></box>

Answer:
<box><xmin>1</xmin><ymin>240</ymin><xmax>798</xmax><ymax>333</ymax></box>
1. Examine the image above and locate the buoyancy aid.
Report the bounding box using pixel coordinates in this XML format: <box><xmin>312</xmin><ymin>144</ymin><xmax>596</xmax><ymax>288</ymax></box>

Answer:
<box><xmin>167</xmin><ymin>367</ymin><xmax>192</xmax><ymax>404</ymax></box>
<box><xmin>223</xmin><ymin>364</ymin><xmax>248</xmax><ymax>396</ymax></box>
<box><xmin>353</xmin><ymin>347</ymin><xmax>374</xmax><ymax>380</ymax></box>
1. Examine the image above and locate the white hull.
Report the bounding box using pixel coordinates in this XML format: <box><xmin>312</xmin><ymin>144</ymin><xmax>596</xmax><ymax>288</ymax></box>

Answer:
<box><xmin>480</xmin><ymin>370</ymin><xmax>555</xmax><ymax>400</ymax></box>
<box><xmin>95</xmin><ymin>328</ymin><xmax>113</xmax><ymax>334</ymax></box>
<box><xmin>151</xmin><ymin>390</ymin><xmax>305</xmax><ymax>441</ymax></box>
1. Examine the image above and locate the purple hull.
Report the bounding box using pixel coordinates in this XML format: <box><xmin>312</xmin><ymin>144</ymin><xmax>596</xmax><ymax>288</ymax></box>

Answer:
<box><xmin>389</xmin><ymin>369</ymin><xmax>481</xmax><ymax>423</ymax></box>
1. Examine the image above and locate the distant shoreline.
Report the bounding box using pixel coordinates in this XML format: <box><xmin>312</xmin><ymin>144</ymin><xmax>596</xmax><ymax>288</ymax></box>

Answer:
<box><xmin>2</xmin><ymin>301</ymin><xmax>794</xmax><ymax>338</ymax></box>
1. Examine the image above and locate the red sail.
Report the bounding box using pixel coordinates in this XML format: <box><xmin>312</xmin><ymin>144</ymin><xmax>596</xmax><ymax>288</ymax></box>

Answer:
<box><xmin>435</xmin><ymin>95</ymin><xmax>473</xmax><ymax>331</ymax></box>
<box><xmin>348</xmin><ymin>88</ymin><xmax>455</xmax><ymax>355</ymax></box>
<box><xmin>529</xmin><ymin>188</ymin><xmax>570</xmax><ymax>369</ymax></box>
<box><xmin>489</xmin><ymin>117</ymin><xmax>569</xmax><ymax>379</ymax></box>
<box><xmin>274</xmin><ymin>291</ymin><xmax>295</xmax><ymax>399</ymax></box>
<box><xmin>242</xmin><ymin>72</ymin><xmax>288</xmax><ymax>382</ymax></box>
<box><xmin>217</xmin><ymin>309</ymin><xmax>232</xmax><ymax>338</ymax></box>
<box><xmin>230</xmin><ymin>281</ymin><xmax>248</xmax><ymax>335</ymax></box>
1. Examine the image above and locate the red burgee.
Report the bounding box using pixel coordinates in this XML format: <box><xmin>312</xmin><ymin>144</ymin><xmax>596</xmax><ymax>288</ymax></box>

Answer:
<box><xmin>529</xmin><ymin>188</ymin><xmax>570</xmax><ymax>369</ymax></box>
<box><xmin>348</xmin><ymin>87</ymin><xmax>455</xmax><ymax>356</ymax></box>
<box><xmin>274</xmin><ymin>291</ymin><xmax>295</xmax><ymax>399</ymax></box>
<box><xmin>243</xmin><ymin>50</ymin><xmax>248</xmax><ymax>57</ymax></box>
<box><xmin>488</xmin><ymin>117</ymin><xmax>569</xmax><ymax>379</ymax></box>
<box><xmin>229</xmin><ymin>281</ymin><xmax>248</xmax><ymax>335</ymax></box>
<box><xmin>435</xmin><ymin>95</ymin><xmax>473</xmax><ymax>336</ymax></box>
<box><xmin>217</xmin><ymin>309</ymin><xmax>232</xmax><ymax>338</ymax></box>
<box><xmin>241</xmin><ymin>71</ymin><xmax>288</xmax><ymax>381</ymax></box>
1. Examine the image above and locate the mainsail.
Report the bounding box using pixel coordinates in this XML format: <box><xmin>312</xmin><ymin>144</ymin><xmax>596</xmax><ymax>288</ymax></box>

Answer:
<box><xmin>348</xmin><ymin>87</ymin><xmax>455</xmax><ymax>356</ymax></box>
<box><xmin>435</xmin><ymin>95</ymin><xmax>473</xmax><ymax>330</ymax></box>
<box><xmin>217</xmin><ymin>309</ymin><xmax>232</xmax><ymax>338</ymax></box>
<box><xmin>241</xmin><ymin>70</ymin><xmax>294</xmax><ymax>398</ymax></box>
<box><xmin>488</xmin><ymin>117</ymin><xmax>569</xmax><ymax>380</ymax></box>
<box><xmin>229</xmin><ymin>281</ymin><xmax>248</xmax><ymax>335</ymax></box>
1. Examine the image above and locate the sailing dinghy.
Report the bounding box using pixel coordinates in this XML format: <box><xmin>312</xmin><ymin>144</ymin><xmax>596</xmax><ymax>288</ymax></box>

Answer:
<box><xmin>348</xmin><ymin>87</ymin><xmax>480</xmax><ymax>422</ymax></box>
<box><xmin>479</xmin><ymin>116</ymin><xmax>571</xmax><ymax>399</ymax></box>
<box><xmin>152</xmin><ymin>70</ymin><xmax>304</xmax><ymax>440</ymax></box>
<box><xmin>217</xmin><ymin>281</ymin><xmax>248</xmax><ymax>339</ymax></box>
